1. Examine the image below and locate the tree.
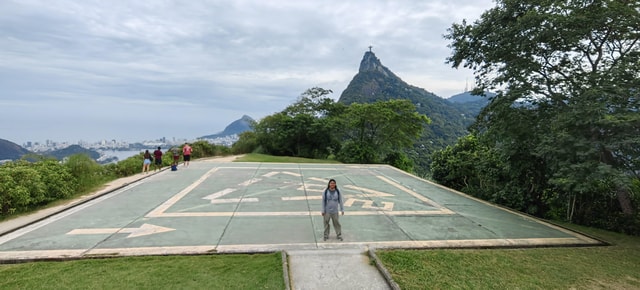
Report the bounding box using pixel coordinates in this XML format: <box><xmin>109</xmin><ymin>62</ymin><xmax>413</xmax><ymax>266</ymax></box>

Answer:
<box><xmin>445</xmin><ymin>0</ymin><xmax>640</xmax><ymax>231</ymax></box>
<box><xmin>253</xmin><ymin>87</ymin><xmax>343</xmax><ymax>159</ymax></box>
<box><xmin>337</xmin><ymin>99</ymin><xmax>430</xmax><ymax>164</ymax></box>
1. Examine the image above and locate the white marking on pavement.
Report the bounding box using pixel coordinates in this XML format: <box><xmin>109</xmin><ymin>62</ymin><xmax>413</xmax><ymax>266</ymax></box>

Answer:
<box><xmin>377</xmin><ymin>175</ymin><xmax>448</xmax><ymax>210</ymax></box>
<box><xmin>239</xmin><ymin>178</ymin><xmax>262</xmax><ymax>186</ymax></box>
<box><xmin>210</xmin><ymin>198</ymin><xmax>259</xmax><ymax>204</ymax></box>
<box><xmin>147</xmin><ymin>168</ymin><xmax>218</xmax><ymax>217</ymax></box>
<box><xmin>67</xmin><ymin>223</ymin><xmax>175</xmax><ymax>238</ymax></box>
<box><xmin>343</xmin><ymin>185</ymin><xmax>395</xmax><ymax>197</ymax></box>
<box><xmin>344</xmin><ymin>198</ymin><xmax>394</xmax><ymax>210</ymax></box>
<box><xmin>0</xmin><ymin>182</ymin><xmax>142</xmax><ymax>246</ymax></box>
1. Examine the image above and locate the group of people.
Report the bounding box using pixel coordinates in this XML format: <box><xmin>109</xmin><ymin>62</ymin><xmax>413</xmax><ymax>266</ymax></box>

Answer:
<box><xmin>141</xmin><ymin>143</ymin><xmax>193</xmax><ymax>174</ymax></box>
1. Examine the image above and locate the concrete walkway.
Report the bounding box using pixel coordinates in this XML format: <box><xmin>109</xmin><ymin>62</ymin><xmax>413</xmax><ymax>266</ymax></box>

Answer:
<box><xmin>286</xmin><ymin>248</ymin><xmax>394</xmax><ymax>290</ymax></box>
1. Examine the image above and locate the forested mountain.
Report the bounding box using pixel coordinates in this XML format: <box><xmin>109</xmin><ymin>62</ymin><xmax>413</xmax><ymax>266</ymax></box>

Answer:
<box><xmin>338</xmin><ymin>51</ymin><xmax>478</xmax><ymax>174</ymax></box>
<box><xmin>0</xmin><ymin>138</ymin><xmax>30</xmax><ymax>161</ymax></box>
<box><xmin>200</xmin><ymin>115</ymin><xmax>254</xmax><ymax>139</ymax></box>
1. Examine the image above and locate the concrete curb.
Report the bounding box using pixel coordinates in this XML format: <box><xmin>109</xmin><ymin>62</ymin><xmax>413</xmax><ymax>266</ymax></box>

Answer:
<box><xmin>368</xmin><ymin>248</ymin><xmax>401</xmax><ymax>290</ymax></box>
<box><xmin>281</xmin><ymin>251</ymin><xmax>292</xmax><ymax>290</ymax></box>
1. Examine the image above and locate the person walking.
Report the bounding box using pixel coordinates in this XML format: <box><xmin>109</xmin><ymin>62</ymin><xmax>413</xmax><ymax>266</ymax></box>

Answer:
<box><xmin>182</xmin><ymin>143</ymin><xmax>192</xmax><ymax>167</ymax></box>
<box><xmin>322</xmin><ymin>178</ymin><xmax>344</xmax><ymax>241</ymax></box>
<box><xmin>142</xmin><ymin>150</ymin><xmax>152</xmax><ymax>174</ymax></box>
<box><xmin>153</xmin><ymin>146</ymin><xmax>163</xmax><ymax>171</ymax></box>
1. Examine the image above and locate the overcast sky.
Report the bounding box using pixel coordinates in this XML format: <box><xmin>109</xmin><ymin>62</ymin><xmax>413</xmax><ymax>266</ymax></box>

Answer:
<box><xmin>0</xmin><ymin>0</ymin><xmax>494</xmax><ymax>145</ymax></box>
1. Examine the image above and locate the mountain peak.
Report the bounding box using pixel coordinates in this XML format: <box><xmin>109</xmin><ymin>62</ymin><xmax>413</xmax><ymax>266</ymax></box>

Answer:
<box><xmin>358</xmin><ymin>51</ymin><xmax>392</xmax><ymax>77</ymax></box>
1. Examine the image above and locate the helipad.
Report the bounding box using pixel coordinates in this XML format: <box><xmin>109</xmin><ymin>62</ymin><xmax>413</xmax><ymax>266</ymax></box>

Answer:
<box><xmin>0</xmin><ymin>160</ymin><xmax>601</xmax><ymax>261</ymax></box>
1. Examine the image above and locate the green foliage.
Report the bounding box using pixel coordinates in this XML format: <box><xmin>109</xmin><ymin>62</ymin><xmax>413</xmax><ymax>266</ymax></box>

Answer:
<box><xmin>104</xmin><ymin>154</ymin><xmax>143</xmax><ymax>177</ymax></box>
<box><xmin>383</xmin><ymin>151</ymin><xmax>414</xmax><ymax>172</ymax></box>
<box><xmin>32</xmin><ymin>160</ymin><xmax>77</xmax><ymax>201</ymax></box>
<box><xmin>64</xmin><ymin>153</ymin><xmax>109</xmax><ymax>192</ymax></box>
<box><xmin>0</xmin><ymin>162</ymin><xmax>45</xmax><ymax>215</ymax></box>
<box><xmin>189</xmin><ymin>140</ymin><xmax>227</xmax><ymax>158</ymax></box>
<box><xmin>0</xmin><ymin>159</ymin><xmax>77</xmax><ymax>216</ymax></box>
<box><xmin>253</xmin><ymin>87</ymin><xmax>343</xmax><ymax>159</ymax></box>
<box><xmin>232</xmin><ymin>131</ymin><xmax>259</xmax><ymax>154</ymax></box>
<box><xmin>336</xmin><ymin>141</ymin><xmax>378</xmax><ymax>164</ymax></box>
<box><xmin>444</xmin><ymin>0</ymin><xmax>640</xmax><ymax>233</ymax></box>
<box><xmin>337</xmin><ymin>99</ymin><xmax>430</xmax><ymax>164</ymax></box>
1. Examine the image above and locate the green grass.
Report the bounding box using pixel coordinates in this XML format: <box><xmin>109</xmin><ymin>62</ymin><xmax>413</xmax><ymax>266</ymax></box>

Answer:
<box><xmin>377</xmin><ymin>223</ymin><xmax>640</xmax><ymax>289</ymax></box>
<box><xmin>0</xmin><ymin>253</ymin><xmax>285</xmax><ymax>289</ymax></box>
<box><xmin>235</xmin><ymin>153</ymin><xmax>342</xmax><ymax>164</ymax></box>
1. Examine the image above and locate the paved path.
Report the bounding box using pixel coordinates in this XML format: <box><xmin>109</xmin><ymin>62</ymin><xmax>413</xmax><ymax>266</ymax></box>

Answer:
<box><xmin>0</xmin><ymin>156</ymin><xmax>602</xmax><ymax>288</ymax></box>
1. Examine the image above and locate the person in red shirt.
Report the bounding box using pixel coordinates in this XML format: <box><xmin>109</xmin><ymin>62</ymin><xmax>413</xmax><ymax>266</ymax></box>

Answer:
<box><xmin>182</xmin><ymin>143</ymin><xmax>192</xmax><ymax>167</ymax></box>
<box><xmin>153</xmin><ymin>147</ymin><xmax>163</xmax><ymax>171</ymax></box>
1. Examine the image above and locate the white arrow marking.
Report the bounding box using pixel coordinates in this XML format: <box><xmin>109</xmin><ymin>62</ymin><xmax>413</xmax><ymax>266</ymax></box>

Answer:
<box><xmin>66</xmin><ymin>223</ymin><xmax>175</xmax><ymax>238</ymax></box>
<box><xmin>263</xmin><ymin>171</ymin><xmax>301</xmax><ymax>177</ymax></box>
<box><xmin>202</xmin><ymin>188</ymin><xmax>259</xmax><ymax>203</ymax></box>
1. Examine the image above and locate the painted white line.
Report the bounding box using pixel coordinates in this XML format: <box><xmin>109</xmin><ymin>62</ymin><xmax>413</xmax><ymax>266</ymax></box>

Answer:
<box><xmin>282</xmin><ymin>196</ymin><xmax>323</xmax><ymax>201</ymax></box>
<box><xmin>239</xmin><ymin>178</ymin><xmax>262</xmax><ymax>186</ymax></box>
<box><xmin>210</xmin><ymin>198</ymin><xmax>259</xmax><ymax>204</ymax></box>
<box><xmin>148</xmin><ymin>210</ymin><xmax>452</xmax><ymax>217</ymax></box>
<box><xmin>377</xmin><ymin>175</ymin><xmax>446</xmax><ymax>209</ymax></box>
<box><xmin>344</xmin><ymin>184</ymin><xmax>395</xmax><ymax>197</ymax></box>
<box><xmin>203</xmin><ymin>188</ymin><xmax>237</xmax><ymax>200</ymax></box>
<box><xmin>67</xmin><ymin>223</ymin><xmax>175</xmax><ymax>238</ymax></box>
<box><xmin>147</xmin><ymin>168</ymin><xmax>218</xmax><ymax>217</ymax></box>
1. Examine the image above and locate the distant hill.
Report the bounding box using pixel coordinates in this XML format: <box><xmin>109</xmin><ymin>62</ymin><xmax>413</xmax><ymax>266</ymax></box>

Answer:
<box><xmin>448</xmin><ymin>91</ymin><xmax>492</xmax><ymax>103</ymax></box>
<box><xmin>0</xmin><ymin>138</ymin><xmax>31</xmax><ymax>160</ymax></box>
<box><xmin>447</xmin><ymin>91</ymin><xmax>494</xmax><ymax>117</ymax></box>
<box><xmin>45</xmin><ymin>145</ymin><xmax>100</xmax><ymax>161</ymax></box>
<box><xmin>200</xmin><ymin>115</ymin><xmax>255</xmax><ymax>139</ymax></box>
<box><xmin>339</xmin><ymin>51</ymin><xmax>477</xmax><ymax>165</ymax></box>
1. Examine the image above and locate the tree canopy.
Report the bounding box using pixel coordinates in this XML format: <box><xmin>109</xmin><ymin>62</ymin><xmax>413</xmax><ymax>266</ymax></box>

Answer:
<box><xmin>440</xmin><ymin>0</ymin><xmax>640</xmax><ymax>233</ymax></box>
<box><xmin>238</xmin><ymin>87</ymin><xmax>430</xmax><ymax>171</ymax></box>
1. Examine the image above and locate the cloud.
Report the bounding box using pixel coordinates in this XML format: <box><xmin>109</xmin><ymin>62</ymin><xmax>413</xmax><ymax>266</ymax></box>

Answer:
<box><xmin>0</xmin><ymin>0</ymin><xmax>494</xmax><ymax>144</ymax></box>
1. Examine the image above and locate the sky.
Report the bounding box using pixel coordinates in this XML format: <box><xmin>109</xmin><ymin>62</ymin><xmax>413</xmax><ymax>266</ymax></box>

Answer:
<box><xmin>0</xmin><ymin>0</ymin><xmax>494</xmax><ymax>145</ymax></box>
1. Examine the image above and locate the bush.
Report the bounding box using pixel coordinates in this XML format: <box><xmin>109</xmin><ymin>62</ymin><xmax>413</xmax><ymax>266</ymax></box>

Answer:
<box><xmin>64</xmin><ymin>154</ymin><xmax>109</xmax><ymax>192</ymax></box>
<box><xmin>383</xmin><ymin>151</ymin><xmax>414</xmax><ymax>172</ymax></box>
<box><xmin>32</xmin><ymin>160</ymin><xmax>77</xmax><ymax>201</ymax></box>
<box><xmin>232</xmin><ymin>131</ymin><xmax>258</xmax><ymax>154</ymax></box>
<box><xmin>0</xmin><ymin>162</ymin><xmax>45</xmax><ymax>215</ymax></box>
<box><xmin>336</xmin><ymin>142</ymin><xmax>378</xmax><ymax>164</ymax></box>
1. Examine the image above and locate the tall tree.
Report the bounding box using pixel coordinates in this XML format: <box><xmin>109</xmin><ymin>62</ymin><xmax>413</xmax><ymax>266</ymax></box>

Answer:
<box><xmin>337</xmin><ymin>99</ymin><xmax>430</xmax><ymax>164</ymax></box>
<box><xmin>253</xmin><ymin>87</ymin><xmax>343</xmax><ymax>159</ymax></box>
<box><xmin>445</xmin><ymin>0</ymin><xmax>640</xmax><ymax>226</ymax></box>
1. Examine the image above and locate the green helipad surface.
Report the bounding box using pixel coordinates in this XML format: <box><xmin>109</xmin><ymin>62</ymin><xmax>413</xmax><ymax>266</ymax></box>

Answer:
<box><xmin>0</xmin><ymin>161</ymin><xmax>601</xmax><ymax>261</ymax></box>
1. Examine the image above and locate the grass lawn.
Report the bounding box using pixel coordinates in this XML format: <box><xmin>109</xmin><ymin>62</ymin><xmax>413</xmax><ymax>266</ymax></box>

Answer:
<box><xmin>0</xmin><ymin>253</ymin><xmax>285</xmax><ymax>289</ymax></box>
<box><xmin>377</xmin><ymin>223</ymin><xmax>640</xmax><ymax>289</ymax></box>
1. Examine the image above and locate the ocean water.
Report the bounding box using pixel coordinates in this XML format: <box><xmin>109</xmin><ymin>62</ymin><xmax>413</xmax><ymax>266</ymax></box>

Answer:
<box><xmin>98</xmin><ymin>150</ymin><xmax>143</xmax><ymax>162</ymax></box>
